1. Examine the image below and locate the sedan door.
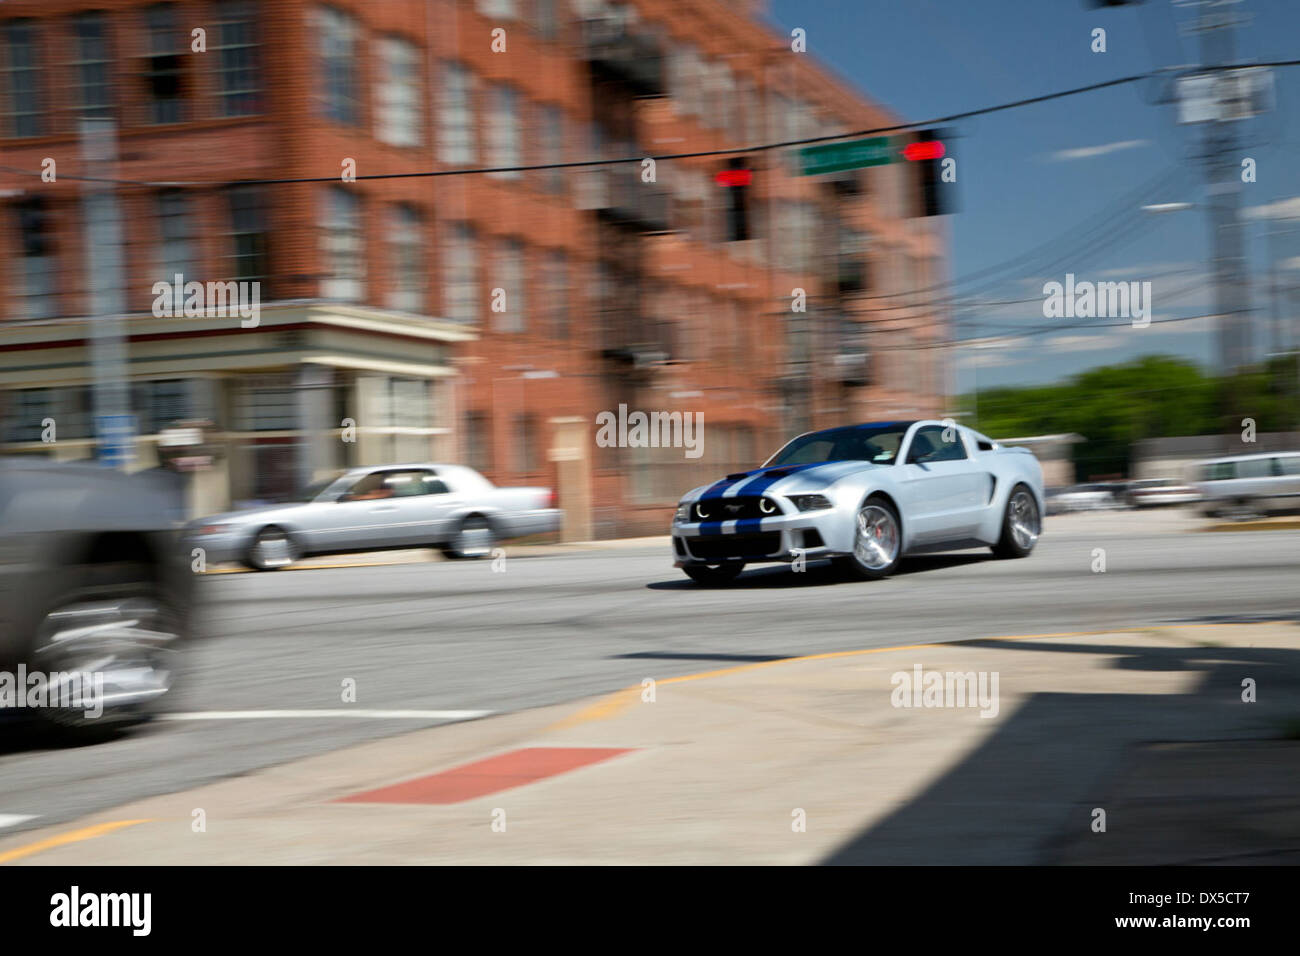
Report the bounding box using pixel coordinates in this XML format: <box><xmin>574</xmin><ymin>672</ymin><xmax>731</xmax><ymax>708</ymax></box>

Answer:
<box><xmin>303</xmin><ymin>470</ymin><xmax>418</xmax><ymax>553</ymax></box>
<box><xmin>896</xmin><ymin>425</ymin><xmax>987</xmax><ymax>543</ymax></box>
<box><xmin>381</xmin><ymin>471</ymin><xmax>462</xmax><ymax>547</ymax></box>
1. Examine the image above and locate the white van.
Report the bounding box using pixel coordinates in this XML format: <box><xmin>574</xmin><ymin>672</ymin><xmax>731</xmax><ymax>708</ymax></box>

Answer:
<box><xmin>1193</xmin><ymin>451</ymin><xmax>1300</xmax><ymax>518</ymax></box>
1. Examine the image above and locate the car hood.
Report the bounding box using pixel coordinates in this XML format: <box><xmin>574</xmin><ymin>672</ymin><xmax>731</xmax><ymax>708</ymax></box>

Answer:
<box><xmin>685</xmin><ymin>460</ymin><xmax>877</xmax><ymax>501</ymax></box>
<box><xmin>189</xmin><ymin>502</ymin><xmax>308</xmax><ymax>529</ymax></box>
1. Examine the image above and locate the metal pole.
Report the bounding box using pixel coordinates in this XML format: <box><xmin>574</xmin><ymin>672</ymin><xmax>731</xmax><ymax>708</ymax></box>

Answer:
<box><xmin>80</xmin><ymin>118</ymin><xmax>133</xmax><ymax>470</ymax></box>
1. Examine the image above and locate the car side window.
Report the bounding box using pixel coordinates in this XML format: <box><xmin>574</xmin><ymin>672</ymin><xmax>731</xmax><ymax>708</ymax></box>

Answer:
<box><xmin>384</xmin><ymin>470</ymin><xmax>438</xmax><ymax>497</ymax></box>
<box><xmin>908</xmin><ymin>426</ymin><xmax>966</xmax><ymax>463</ymax></box>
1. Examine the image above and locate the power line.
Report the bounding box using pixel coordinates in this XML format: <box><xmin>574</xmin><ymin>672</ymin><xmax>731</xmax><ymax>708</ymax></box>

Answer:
<box><xmin>2</xmin><ymin>61</ymin><xmax>1297</xmax><ymax>190</ymax></box>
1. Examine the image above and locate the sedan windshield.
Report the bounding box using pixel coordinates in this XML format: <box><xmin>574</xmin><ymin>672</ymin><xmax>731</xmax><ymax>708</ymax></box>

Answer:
<box><xmin>296</xmin><ymin>473</ymin><xmax>348</xmax><ymax>502</ymax></box>
<box><xmin>765</xmin><ymin>424</ymin><xmax>911</xmax><ymax>467</ymax></box>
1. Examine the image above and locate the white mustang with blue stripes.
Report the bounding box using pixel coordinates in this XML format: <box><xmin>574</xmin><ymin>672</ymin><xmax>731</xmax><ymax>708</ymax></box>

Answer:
<box><xmin>671</xmin><ymin>420</ymin><xmax>1045</xmax><ymax>585</ymax></box>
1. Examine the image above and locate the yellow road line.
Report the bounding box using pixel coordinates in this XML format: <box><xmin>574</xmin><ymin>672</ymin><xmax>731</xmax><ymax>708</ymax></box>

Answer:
<box><xmin>0</xmin><ymin>818</ymin><xmax>153</xmax><ymax>865</ymax></box>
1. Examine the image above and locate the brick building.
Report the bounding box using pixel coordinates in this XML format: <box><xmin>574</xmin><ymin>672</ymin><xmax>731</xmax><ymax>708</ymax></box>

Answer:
<box><xmin>0</xmin><ymin>0</ymin><xmax>948</xmax><ymax>537</ymax></box>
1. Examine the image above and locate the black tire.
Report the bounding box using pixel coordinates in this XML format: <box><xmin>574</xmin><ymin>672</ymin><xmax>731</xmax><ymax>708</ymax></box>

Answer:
<box><xmin>28</xmin><ymin>561</ymin><xmax>186</xmax><ymax>742</ymax></box>
<box><xmin>242</xmin><ymin>525</ymin><xmax>299</xmax><ymax>571</ymax></box>
<box><xmin>832</xmin><ymin>495</ymin><xmax>902</xmax><ymax>580</ymax></box>
<box><xmin>441</xmin><ymin>514</ymin><xmax>496</xmax><ymax>560</ymax></box>
<box><xmin>991</xmin><ymin>484</ymin><xmax>1041</xmax><ymax>559</ymax></box>
<box><xmin>682</xmin><ymin>562</ymin><xmax>744</xmax><ymax>586</ymax></box>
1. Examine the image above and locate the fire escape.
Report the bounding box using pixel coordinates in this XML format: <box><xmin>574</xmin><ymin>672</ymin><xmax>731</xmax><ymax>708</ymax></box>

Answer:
<box><xmin>577</xmin><ymin>16</ymin><xmax>672</xmax><ymax>409</ymax></box>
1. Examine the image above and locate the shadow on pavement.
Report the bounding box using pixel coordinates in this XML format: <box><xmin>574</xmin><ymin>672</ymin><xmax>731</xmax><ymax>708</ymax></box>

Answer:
<box><xmin>821</xmin><ymin>636</ymin><xmax>1300</xmax><ymax>865</ymax></box>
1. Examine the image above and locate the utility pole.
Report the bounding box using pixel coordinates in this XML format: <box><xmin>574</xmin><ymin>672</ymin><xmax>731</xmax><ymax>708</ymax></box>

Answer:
<box><xmin>80</xmin><ymin>119</ymin><xmax>134</xmax><ymax>470</ymax></box>
<box><xmin>1189</xmin><ymin>7</ymin><xmax>1252</xmax><ymax>377</ymax></box>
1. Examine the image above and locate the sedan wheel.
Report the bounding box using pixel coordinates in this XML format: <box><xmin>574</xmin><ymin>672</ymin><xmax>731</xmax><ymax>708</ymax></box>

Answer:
<box><xmin>834</xmin><ymin>498</ymin><xmax>902</xmax><ymax>580</ymax></box>
<box><xmin>247</xmin><ymin>526</ymin><xmax>299</xmax><ymax>570</ymax></box>
<box><xmin>992</xmin><ymin>486</ymin><xmax>1041</xmax><ymax>558</ymax></box>
<box><xmin>442</xmin><ymin>515</ymin><xmax>496</xmax><ymax>560</ymax></box>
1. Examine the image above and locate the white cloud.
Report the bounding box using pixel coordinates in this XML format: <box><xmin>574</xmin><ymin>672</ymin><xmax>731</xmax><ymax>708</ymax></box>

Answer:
<box><xmin>1046</xmin><ymin>333</ymin><xmax>1125</xmax><ymax>352</ymax></box>
<box><xmin>1243</xmin><ymin>197</ymin><xmax>1300</xmax><ymax>221</ymax></box>
<box><xmin>1050</xmin><ymin>139</ymin><xmax>1149</xmax><ymax>162</ymax></box>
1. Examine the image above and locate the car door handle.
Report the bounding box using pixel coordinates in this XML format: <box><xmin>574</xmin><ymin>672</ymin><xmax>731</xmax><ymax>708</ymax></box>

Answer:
<box><xmin>368</xmin><ymin>505</ymin><xmax>399</xmax><ymax>513</ymax></box>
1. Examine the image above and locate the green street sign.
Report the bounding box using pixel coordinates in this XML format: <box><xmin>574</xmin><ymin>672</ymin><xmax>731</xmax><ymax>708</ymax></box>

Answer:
<box><xmin>798</xmin><ymin>136</ymin><xmax>896</xmax><ymax>176</ymax></box>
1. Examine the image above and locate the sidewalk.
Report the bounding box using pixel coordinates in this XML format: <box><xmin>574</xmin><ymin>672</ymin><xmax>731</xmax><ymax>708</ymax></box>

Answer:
<box><xmin>4</xmin><ymin>621</ymin><xmax>1299</xmax><ymax>865</ymax></box>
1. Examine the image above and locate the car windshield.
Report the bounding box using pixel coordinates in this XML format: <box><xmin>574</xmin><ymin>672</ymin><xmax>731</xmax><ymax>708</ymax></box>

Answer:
<box><xmin>296</xmin><ymin>473</ymin><xmax>347</xmax><ymax>502</ymax></box>
<box><xmin>765</xmin><ymin>424</ymin><xmax>911</xmax><ymax>467</ymax></box>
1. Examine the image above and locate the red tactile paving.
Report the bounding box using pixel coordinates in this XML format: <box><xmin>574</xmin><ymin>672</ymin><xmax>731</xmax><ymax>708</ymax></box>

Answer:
<box><xmin>338</xmin><ymin>747</ymin><xmax>635</xmax><ymax>805</ymax></box>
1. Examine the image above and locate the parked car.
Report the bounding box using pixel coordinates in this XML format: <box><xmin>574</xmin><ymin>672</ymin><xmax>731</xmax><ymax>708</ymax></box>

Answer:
<box><xmin>1193</xmin><ymin>451</ymin><xmax>1300</xmax><ymax>519</ymax></box>
<box><xmin>670</xmin><ymin>420</ymin><xmax>1044</xmax><ymax>584</ymax></box>
<box><xmin>1122</xmin><ymin>478</ymin><xmax>1202</xmax><ymax>509</ymax></box>
<box><xmin>1045</xmin><ymin>483</ymin><xmax>1121</xmax><ymax>514</ymax></box>
<box><xmin>189</xmin><ymin>463</ymin><xmax>562</xmax><ymax>570</ymax></box>
<box><xmin>0</xmin><ymin>459</ymin><xmax>194</xmax><ymax>739</ymax></box>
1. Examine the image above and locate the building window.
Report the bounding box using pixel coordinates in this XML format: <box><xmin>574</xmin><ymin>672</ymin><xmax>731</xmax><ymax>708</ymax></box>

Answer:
<box><xmin>320</xmin><ymin>187</ymin><xmax>362</xmax><ymax>301</ymax></box>
<box><xmin>542</xmin><ymin>250</ymin><xmax>568</xmax><ymax>338</ymax></box>
<box><xmin>2</xmin><ymin>388</ymin><xmax>55</xmax><ymax>443</ymax></box>
<box><xmin>315</xmin><ymin>6</ymin><xmax>359</xmax><ymax>125</ymax></box>
<box><xmin>12</xmin><ymin>198</ymin><xmax>57</xmax><ymax>319</ymax></box>
<box><xmin>513</xmin><ymin>413</ymin><xmax>536</xmax><ymax>475</ymax></box>
<box><xmin>493</xmin><ymin>239</ymin><xmax>526</xmax><ymax>333</ymax></box>
<box><xmin>226</xmin><ymin>186</ymin><xmax>269</xmax><ymax>285</ymax></box>
<box><xmin>487</xmin><ymin>84</ymin><xmax>520</xmax><ymax>178</ymax></box>
<box><xmin>69</xmin><ymin>12</ymin><xmax>113</xmax><ymax>122</ymax></box>
<box><xmin>477</xmin><ymin>0</ymin><xmax>518</xmax><ymax>18</ymax></box>
<box><xmin>539</xmin><ymin>104</ymin><xmax>565</xmax><ymax>194</ymax></box>
<box><xmin>535</xmin><ymin>0</ymin><xmax>560</xmax><ymax>40</ymax></box>
<box><xmin>156</xmin><ymin>190</ymin><xmax>196</xmax><ymax>284</ymax></box>
<box><xmin>387</xmin><ymin>205</ymin><xmax>424</xmax><ymax>313</ymax></box>
<box><xmin>439</xmin><ymin>63</ymin><xmax>476</xmax><ymax>165</ymax></box>
<box><xmin>2</xmin><ymin>20</ymin><xmax>44</xmax><ymax>138</ymax></box>
<box><xmin>143</xmin><ymin>3</ymin><xmax>185</xmax><ymax>125</ymax></box>
<box><xmin>444</xmin><ymin>222</ymin><xmax>478</xmax><ymax>324</ymax></box>
<box><xmin>212</xmin><ymin>0</ymin><xmax>261</xmax><ymax>117</ymax></box>
<box><xmin>376</xmin><ymin>36</ymin><xmax>421</xmax><ymax>147</ymax></box>
<box><xmin>464</xmin><ymin>410</ymin><xmax>492</xmax><ymax>474</ymax></box>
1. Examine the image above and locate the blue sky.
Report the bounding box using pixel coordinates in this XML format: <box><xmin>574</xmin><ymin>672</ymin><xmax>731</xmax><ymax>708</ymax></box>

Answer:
<box><xmin>768</xmin><ymin>0</ymin><xmax>1300</xmax><ymax>389</ymax></box>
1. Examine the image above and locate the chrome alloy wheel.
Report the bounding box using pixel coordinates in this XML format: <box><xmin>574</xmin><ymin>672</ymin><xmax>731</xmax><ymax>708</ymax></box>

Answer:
<box><xmin>453</xmin><ymin>517</ymin><xmax>494</xmax><ymax>558</ymax></box>
<box><xmin>252</xmin><ymin>528</ymin><xmax>297</xmax><ymax>569</ymax></box>
<box><xmin>32</xmin><ymin>596</ymin><xmax>179</xmax><ymax>721</ymax></box>
<box><xmin>853</xmin><ymin>503</ymin><xmax>900</xmax><ymax>571</ymax></box>
<box><xmin>1008</xmin><ymin>489</ymin><xmax>1041</xmax><ymax>551</ymax></box>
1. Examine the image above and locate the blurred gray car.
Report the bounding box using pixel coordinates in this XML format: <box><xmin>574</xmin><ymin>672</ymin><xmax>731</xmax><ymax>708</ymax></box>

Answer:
<box><xmin>0</xmin><ymin>459</ymin><xmax>194</xmax><ymax>739</ymax></box>
<box><xmin>189</xmin><ymin>463</ymin><xmax>562</xmax><ymax>570</ymax></box>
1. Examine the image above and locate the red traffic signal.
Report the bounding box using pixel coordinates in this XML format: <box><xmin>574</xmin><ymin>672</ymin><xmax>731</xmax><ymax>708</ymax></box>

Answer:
<box><xmin>715</xmin><ymin>168</ymin><xmax>753</xmax><ymax>187</ymax></box>
<box><xmin>902</xmin><ymin>140</ymin><xmax>945</xmax><ymax>162</ymax></box>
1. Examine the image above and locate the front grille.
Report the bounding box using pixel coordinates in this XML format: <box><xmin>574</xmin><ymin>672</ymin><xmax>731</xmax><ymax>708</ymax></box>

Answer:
<box><xmin>686</xmin><ymin>532</ymin><xmax>782</xmax><ymax>561</ymax></box>
<box><xmin>692</xmin><ymin>496</ymin><xmax>779</xmax><ymax>522</ymax></box>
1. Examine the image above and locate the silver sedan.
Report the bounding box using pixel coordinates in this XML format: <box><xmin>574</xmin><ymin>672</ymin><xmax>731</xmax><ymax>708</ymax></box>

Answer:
<box><xmin>189</xmin><ymin>463</ymin><xmax>562</xmax><ymax>570</ymax></box>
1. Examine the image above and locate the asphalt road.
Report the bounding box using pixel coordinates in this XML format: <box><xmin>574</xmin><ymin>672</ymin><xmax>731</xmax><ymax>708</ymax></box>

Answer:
<box><xmin>1</xmin><ymin>512</ymin><xmax>1297</xmax><ymax>835</ymax></box>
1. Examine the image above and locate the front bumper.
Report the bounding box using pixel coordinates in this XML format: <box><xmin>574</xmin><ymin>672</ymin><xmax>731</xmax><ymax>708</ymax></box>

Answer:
<box><xmin>671</xmin><ymin>512</ymin><xmax>839</xmax><ymax>566</ymax></box>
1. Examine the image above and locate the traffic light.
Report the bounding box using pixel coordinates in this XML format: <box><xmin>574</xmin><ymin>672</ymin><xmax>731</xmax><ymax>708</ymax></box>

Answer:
<box><xmin>717</xmin><ymin>156</ymin><xmax>752</xmax><ymax>241</ymax></box>
<box><xmin>904</xmin><ymin>128</ymin><xmax>953</xmax><ymax>218</ymax></box>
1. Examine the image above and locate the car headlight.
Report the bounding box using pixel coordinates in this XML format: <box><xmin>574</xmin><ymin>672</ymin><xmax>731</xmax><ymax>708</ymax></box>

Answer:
<box><xmin>790</xmin><ymin>494</ymin><xmax>832</xmax><ymax>512</ymax></box>
<box><xmin>674</xmin><ymin>503</ymin><xmax>691</xmax><ymax>524</ymax></box>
